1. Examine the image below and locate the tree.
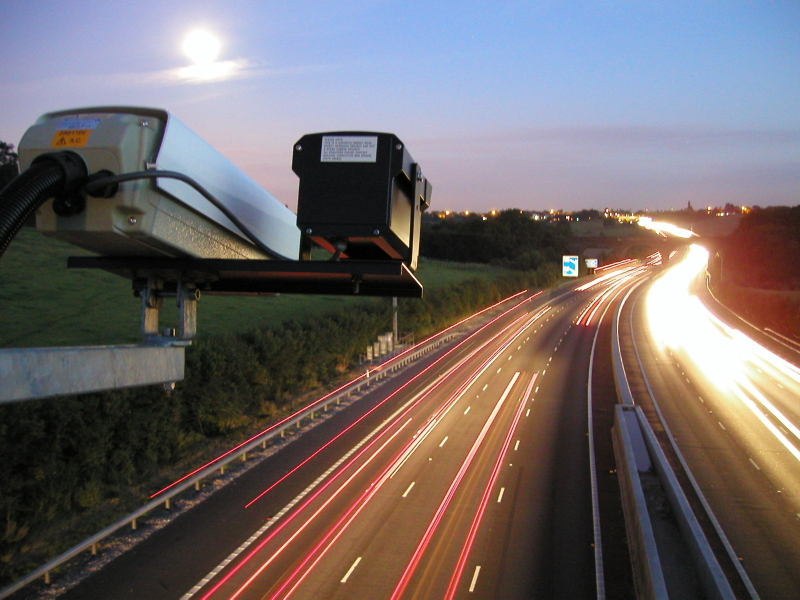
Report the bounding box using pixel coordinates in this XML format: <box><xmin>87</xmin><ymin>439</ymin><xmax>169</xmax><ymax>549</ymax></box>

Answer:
<box><xmin>0</xmin><ymin>141</ymin><xmax>19</xmax><ymax>190</ymax></box>
<box><xmin>420</xmin><ymin>208</ymin><xmax>569</xmax><ymax>269</ymax></box>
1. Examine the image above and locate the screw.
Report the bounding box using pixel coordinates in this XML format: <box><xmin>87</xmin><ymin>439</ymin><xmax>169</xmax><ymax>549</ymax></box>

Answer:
<box><xmin>373</xmin><ymin>229</ymin><xmax>381</xmax><ymax>235</ymax></box>
<box><xmin>305</xmin><ymin>228</ymin><xmax>313</xmax><ymax>234</ymax></box>
<box><xmin>295</xmin><ymin>144</ymin><xmax>302</xmax><ymax>151</ymax></box>
<box><xmin>395</xmin><ymin>143</ymin><xmax>403</xmax><ymax>150</ymax></box>
<box><xmin>128</xmin><ymin>216</ymin><xmax>138</xmax><ymax>225</ymax></box>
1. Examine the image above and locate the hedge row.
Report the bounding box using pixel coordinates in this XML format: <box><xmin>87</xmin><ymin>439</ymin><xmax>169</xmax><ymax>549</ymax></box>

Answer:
<box><xmin>0</xmin><ymin>264</ymin><xmax>557</xmax><ymax>584</ymax></box>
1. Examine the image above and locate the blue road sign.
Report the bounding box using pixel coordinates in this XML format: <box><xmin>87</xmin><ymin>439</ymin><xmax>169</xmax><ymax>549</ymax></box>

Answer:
<box><xmin>562</xmin><ymin>255</ymin><xmax>579</xmax><ymax>277</ymax></box>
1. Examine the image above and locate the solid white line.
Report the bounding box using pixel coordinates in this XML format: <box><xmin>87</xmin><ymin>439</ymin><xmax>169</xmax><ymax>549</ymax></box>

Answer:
<box><xmin>469</xmin><ymin>565</ymin><xmax>481</xmax><ymax>592</ymax></box>
<box><xmin>402</xmin><ymin>482</ymin><xmax>415</xmax><ymax>498</ymax></box>
<box><xmin>497</xmin><ymin>487</ymin><xmax>505</xmax><ymax>503</ymax></box>
<box><xmin>341</xmin><ymin>556</ymin><xmax>362</xmax><ymax>583</ymax></box>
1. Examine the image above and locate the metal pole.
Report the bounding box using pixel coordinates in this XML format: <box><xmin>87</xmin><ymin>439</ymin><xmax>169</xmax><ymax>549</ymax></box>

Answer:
<box><xmin>392</xmin><ymin>297</ymin><xmax>398</xmax><ymax>347</ymax></box>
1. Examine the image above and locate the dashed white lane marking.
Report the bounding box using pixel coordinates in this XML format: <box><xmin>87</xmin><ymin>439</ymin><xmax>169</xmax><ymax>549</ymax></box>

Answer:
<box><xmin>341</xmin><ymin>556</ymin><xmax>362</xmax><ymax>583</ymax></box>
<box><xmin>439</xmin><ymin>436</ymin><xmax>449</xmax><ymax>448</ymax></box>
<box><xmin>750</xmin><ymin>458</ymin><xmax>761</xmax><ymax>471</ymax></box>
<box><xmin>497</xmin><ymin>487</ymin><xmax>505</xmax><ymax>503</ymax></box>
<box><xmin>469</xmin><ymin>565</ymin><xmax>482</xmax><ymax>592</ymax></box>
<box><xmin>402</xmin><ymin>482</ymin><xmax>415</xmax><ymax>498</ymax></box>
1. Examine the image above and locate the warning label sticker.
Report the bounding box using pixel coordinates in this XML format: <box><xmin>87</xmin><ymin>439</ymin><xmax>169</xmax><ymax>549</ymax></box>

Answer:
<box><xmin>321</xmin><ymin>136</ymin><xmax>378</xmax><ymax>163</ymax></box>
<box><xmin>51</xmin><ymin>129</ymin><xmax>92</xmax><ymax>148</ymax></box>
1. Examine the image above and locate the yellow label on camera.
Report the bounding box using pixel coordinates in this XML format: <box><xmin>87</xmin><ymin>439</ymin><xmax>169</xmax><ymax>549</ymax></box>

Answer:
<box><xmin>51</xmin><ymin>129</ymin><xmax>91</xmax><ymax>148</ymax></box>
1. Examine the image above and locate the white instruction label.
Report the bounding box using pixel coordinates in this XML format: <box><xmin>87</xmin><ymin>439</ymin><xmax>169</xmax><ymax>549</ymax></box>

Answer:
<box><xmin>321</xmin><ymin>136</ymin><xmax>378</xmax><ymax>163</ymax></box>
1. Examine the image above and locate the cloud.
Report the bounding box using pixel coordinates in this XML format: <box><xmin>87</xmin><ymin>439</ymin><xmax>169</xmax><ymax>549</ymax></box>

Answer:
<box><xmin>160</xmin><ymin>59</ymin><xmax>253</xmax><ymax>84</ymax></box>
<box><xmin>419</xmin><ymin>125</ymin><xmax>800</xmax><ymax>155</ymax></box>
<box><xmin>0</xmin><ymin>60</ymin><xmax>266</xmax><ymax>98</ymax></box>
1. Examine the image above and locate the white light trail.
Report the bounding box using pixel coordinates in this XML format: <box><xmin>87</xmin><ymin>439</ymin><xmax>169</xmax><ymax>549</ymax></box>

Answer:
<box><xmin>638</xmin><ymin>216</ymin><xmax>696</xmax><ymax>238</ymax></box>
<box><xmin>645</xmin><ymin>244</ymin><xmax>800</xmax><ymax>462</ymax></box>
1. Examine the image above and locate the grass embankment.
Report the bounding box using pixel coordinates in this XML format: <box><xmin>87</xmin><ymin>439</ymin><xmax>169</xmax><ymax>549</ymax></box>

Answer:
<box><xmin>0</xmin><ymin>227</ymin><xmax>504</xmax><ymax>348</ymax></box>
<box><xmin>714</xmin><ymin>284</ymin><xmax>800</xmax><ymax>339</ymax></box>
<box><xmin>568</xmin><ymin>219</ymin><xmax>641</xmax><ymax>237</ymax></box>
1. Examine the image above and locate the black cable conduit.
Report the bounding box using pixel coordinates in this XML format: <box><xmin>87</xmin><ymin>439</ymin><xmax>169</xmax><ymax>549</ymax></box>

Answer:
<box><xmin>0</xmin><ymin>151</ymin><xmax>87</xmax><ymax>259</ymax></box>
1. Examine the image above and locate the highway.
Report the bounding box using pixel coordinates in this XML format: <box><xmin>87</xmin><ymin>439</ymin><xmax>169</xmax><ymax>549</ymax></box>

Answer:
<box><xmin>24</xmin><ymin>245</ymin><xmax>800</xmax><ymax>600</ymax></box>
<box><xmin>57</xmin><ymin>264</ymin><xmax>650</xmax><ymax>600</ymax></box>
<box><xmin>618</xmin><ymin>245</ymin><xmax>800</xmax><ymax>599</ymax></box>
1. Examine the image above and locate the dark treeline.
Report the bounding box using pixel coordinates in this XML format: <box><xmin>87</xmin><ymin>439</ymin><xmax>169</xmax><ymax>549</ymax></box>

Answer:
<box><xmin>0</xmin><ymin>267</ymin><xmax>557</xmax><ymax>584</ymax></box>
<box><xmin>713</xmin><ymin>205</ymin><xmax>800</xmax><ymax>337</ymax></box>
<box><xmin>720</xmin><ymin>205</ymin><xmax>800</xmax><ymax>290</ymax></box>
<box><xmin>421</xmin><ymin>209</ymin><xmax>570</xmax><ymax>271</ymax></box>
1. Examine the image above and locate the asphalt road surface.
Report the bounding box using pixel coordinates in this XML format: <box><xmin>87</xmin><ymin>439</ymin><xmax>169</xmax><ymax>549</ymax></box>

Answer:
<box><xmin>56</xmin><ymin>267</ymin><xmax>650</xmax><ymax>600</ymax></box>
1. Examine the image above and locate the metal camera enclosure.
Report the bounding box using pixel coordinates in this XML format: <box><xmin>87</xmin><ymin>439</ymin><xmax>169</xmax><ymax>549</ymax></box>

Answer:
<box><xmin>18</xmin><ymin>106</ymin><xmax>300</xmax><ymax>260</ymax></box>
<box><xmin>292</xmin><ymin>132</ymin><xmax>431</xmax><ymax>270</ymax></box>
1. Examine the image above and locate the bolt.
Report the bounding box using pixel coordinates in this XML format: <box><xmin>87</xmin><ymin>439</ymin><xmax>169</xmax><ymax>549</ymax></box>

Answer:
<box><xmin>373</xmin><ymin>229</ymin><xmax>381</xmax><ymax>235</ymax></box>
<box><xmin>305</xmin><ymin>228</ymin><xmax>313</xmax><ymax>234</ymax></box>
<box><xmin>128</xmin><ymin>216</ymin><xmax>138</xmax><ymax>225</ymax></box>
<box><xmin>295</xmin><ymin>144</ymin><xmax>302</xmax><ymax>151</ymax></box>
<box><xmin>395</xmin><ymin>143</ymin><xmax>403</xmax><ymax>150</ymax></box>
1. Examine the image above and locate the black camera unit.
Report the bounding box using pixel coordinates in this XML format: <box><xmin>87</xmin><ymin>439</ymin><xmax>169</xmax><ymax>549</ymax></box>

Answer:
<box><xmin>293</xmin><ymin>132</ymin><xmax>431</xmax><ymax>270</ymax></box>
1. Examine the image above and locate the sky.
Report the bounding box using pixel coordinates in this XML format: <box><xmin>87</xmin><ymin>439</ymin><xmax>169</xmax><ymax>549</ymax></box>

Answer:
<box><xmin>1</xmin><ymin>0</ymin><xmax>798</xmax><ymax>214</ymax></box>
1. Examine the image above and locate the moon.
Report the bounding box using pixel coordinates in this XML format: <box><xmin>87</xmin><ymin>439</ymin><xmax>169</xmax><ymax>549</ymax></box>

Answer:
<box><xmin>183</xmin><ymin>30</ymin><xmax>221</xmax><ymax>65</ymax></box>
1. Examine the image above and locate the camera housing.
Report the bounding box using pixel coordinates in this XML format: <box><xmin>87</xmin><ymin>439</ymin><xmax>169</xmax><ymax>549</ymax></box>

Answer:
<box><xmin>293</xmin><ymin>132</ymin><xmax>431</xmax><ymax>270</ymax></box>
<box><xmin>18</xmin><ymin>106</ymin><xmax>300</xmax><ymax>260</ymax></box>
